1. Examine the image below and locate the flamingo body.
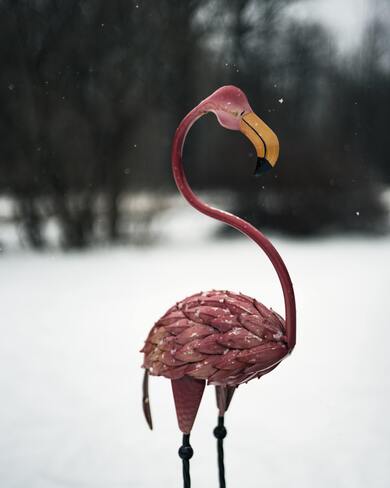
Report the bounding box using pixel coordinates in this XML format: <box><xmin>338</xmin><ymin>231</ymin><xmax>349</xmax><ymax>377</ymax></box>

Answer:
<box><xmin>142</xmin><ymin>290</ymin><xmax>287</xmax><ymax>386</ymax></box>
<box><xmin>142</xmin><ymin>290</ymin><xmax>288</xmax><ymax>433</ymax></box>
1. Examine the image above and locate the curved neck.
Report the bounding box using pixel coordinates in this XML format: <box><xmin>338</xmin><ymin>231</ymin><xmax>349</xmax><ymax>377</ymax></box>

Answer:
<box><xmin>171</xmin><ymin>105</ymin><xmax>296</xmax><ymax>351</ymax></box>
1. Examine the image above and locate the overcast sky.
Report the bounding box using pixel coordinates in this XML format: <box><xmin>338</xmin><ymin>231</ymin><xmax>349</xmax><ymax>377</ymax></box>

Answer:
<box><xmin>288</xmin><ymin>0</ymin><xmax>386</xmax><ymax>51</ymax></box>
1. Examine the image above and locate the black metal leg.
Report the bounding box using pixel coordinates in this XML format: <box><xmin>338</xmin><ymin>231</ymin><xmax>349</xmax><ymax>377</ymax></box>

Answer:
<box><xmin>178</xmin><ymin>433</ymin><xmax>193</xmax><ymax>488</ymax></box>
<box><xmin>214</xmin><ymin>416</ymin><xmax>227</xmax><ymax>488</ymax></box>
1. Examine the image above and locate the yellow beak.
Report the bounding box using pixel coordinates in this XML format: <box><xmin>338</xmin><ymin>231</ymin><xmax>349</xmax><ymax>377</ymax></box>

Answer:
<box><xmin>240</xmin><ymin>112</ymin><xmax>279</xmax><ymax>174</ymax></box>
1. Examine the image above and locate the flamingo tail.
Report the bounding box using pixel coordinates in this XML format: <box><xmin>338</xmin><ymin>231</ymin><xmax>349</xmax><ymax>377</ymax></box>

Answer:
<box><xmin>142</xmin><ymin>369</ymin><xmax>153</xmax><ymax>430</ymax></box>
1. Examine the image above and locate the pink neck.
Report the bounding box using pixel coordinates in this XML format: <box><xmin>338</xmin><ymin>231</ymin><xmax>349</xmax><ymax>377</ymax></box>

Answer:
<box><xmin>171</xmin><ymin>105</ymin><xmax>296</xmax><ymax>351</ymax></box>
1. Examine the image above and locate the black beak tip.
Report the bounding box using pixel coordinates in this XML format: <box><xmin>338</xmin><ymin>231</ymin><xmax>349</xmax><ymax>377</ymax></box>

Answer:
<box><xmin>254</xmin><ymin>157</ymin><xmax>273</xmax><ymax>177</ymax></box>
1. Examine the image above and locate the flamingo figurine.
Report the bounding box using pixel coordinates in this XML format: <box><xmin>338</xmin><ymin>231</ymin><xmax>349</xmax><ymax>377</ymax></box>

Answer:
<box><xmin>141</xmin><ymin>85</ymin><xmax>296</xmax><ymax>488</ymax></box>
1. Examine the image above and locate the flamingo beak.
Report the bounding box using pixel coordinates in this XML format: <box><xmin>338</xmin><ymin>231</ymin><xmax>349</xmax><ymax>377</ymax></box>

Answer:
<box><xmin>240</xmin><ymin>112</ymin><xmax>279</xmax><ymax>176</ymax></box>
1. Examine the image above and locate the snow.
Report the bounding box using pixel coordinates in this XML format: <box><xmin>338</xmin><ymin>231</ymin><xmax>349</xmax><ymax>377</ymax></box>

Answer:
<box><xmin>1</xmin><ymin>209</ymin><xmax>390</xmax><ymax>488</ymax></box>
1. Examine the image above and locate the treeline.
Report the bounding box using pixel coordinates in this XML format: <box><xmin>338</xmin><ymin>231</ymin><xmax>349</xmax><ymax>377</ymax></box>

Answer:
<box><xmin>0</xmin><ymin>0</ymin><xmax>389</xmax><ymax>248</ymax></box>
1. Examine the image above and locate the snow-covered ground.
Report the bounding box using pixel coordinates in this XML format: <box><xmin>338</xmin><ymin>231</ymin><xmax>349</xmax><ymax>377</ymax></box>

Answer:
<box><xmin>1</xmin><ymin>207</ymin><xmax>390</xmax><ymax>488</ymax></box>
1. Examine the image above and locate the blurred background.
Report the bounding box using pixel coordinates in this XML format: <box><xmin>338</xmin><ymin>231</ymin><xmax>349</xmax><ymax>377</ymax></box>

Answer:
<box><xmin>1</xmin><ymin>0</ymin><xmax>390</xmax><ymax>248</ymax></box>
<box><xmin>0</xmin><ymin>1</ymin><xmax>390</xmax><ymax>487</ymax></box>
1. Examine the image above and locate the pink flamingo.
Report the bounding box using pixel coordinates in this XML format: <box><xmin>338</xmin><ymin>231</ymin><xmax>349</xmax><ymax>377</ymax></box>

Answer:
<box><xmin>141</xmin><ymin>86</ymin><xmax>296</xmax><ymax>487</ymax></box>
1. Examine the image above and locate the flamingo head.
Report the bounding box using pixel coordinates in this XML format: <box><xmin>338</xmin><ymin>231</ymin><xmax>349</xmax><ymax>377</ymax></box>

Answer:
<box><xmin>202</xmin><ymin>85</ymin><xmax>279</xmax><ymax>175</ymax></box>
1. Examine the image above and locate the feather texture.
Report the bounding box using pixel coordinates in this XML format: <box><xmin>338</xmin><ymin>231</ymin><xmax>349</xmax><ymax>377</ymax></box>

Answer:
<box><xmin>142</xmin><ymin>290</ymin><xmax>288</xmax><ymax>386</ymax></box>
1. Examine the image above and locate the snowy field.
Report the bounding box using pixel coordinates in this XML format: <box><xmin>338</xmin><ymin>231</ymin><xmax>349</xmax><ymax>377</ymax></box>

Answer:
<box><xmin>1</xmin><ymin>207</ymin><xmax>390</xmax><ymax>488</ymax></box>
